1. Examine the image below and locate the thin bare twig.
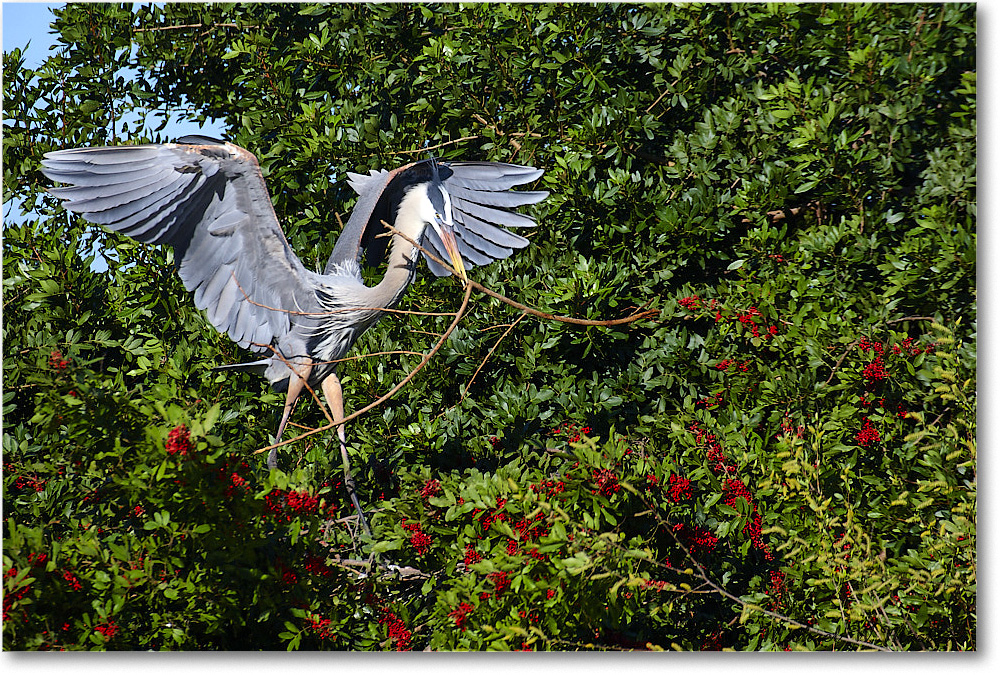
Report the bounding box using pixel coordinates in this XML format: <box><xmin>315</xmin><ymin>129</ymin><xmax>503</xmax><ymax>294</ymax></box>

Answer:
<box><xmin>393</xmin><ymin>136</ymin><xmax>480</xmax><ymax>156</ymax></box>
<box><xmin>460</xmin><ymin>310</ymin><xmax>528</xmax><ymax>404</ymax></box>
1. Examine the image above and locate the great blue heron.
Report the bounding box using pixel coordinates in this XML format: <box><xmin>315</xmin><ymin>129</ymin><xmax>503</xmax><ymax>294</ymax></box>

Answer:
<box><xmin>41</xmin><ymin>135</ymin><xmax>547</xmax><ymax>531</ymax></box>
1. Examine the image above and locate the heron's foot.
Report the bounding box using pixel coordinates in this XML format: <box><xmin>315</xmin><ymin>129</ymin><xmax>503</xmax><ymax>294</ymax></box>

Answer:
<box><xmin>348</xmin><ymin>489</ymin><xmax>372</xmax><ymax>537</ymax></box>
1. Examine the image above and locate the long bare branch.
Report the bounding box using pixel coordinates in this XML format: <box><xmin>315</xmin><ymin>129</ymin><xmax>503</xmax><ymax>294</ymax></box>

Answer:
<box><xmin>133</xmin><ymin>22</ymin><xmax>251</xmax><ymax>33</ymax></box>
<box><xmin>392</xmin><ymin>136</ymin><xmax>480</xmax><ymax>156</ymax></box>
<box><xmin>382</xmin><ymin>223</ymin><xmax>660</xmax><ymax>326</ymax></box>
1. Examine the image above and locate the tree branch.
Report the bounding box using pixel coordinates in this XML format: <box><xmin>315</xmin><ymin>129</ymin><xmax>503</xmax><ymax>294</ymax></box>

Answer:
<box><xmin>383</xmin><ymin>223</ymin><xmax>660</xmax><ymax>326</ymax></box>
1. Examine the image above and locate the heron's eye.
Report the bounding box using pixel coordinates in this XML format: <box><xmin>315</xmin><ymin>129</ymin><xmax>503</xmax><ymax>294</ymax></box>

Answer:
<box><xmin>435</xmin><ymin>212</ymin><xmax>442</xmax><ymax>220</ymax></box>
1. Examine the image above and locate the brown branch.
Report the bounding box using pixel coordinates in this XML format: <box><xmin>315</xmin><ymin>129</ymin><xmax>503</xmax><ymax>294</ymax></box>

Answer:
<box><xmin>823</xmin><ymin>338</ymin><xmax>863</xmax><ymax>386</ymax></box>
<box><xmin>254</xmin><ymin>283</ymin><xmax>473</xmax><ymax>456</ymax></box>
<box><xmin>257</xmin><ymin>344</ymin><xmax>335</xmax><ymax>427</ymax></box>
<box><xmin>384</xmin><ymin>224</ymin><xmax>660</xmax><ymax>326</ymax></box>
<box><xmin>322</xmin><ymin>349</ymin><xmax>424</xmax><ymax>364</ymax></box>
<box><xmin>459</xmin><ymin>310</ymin><xmax>528</xmax><ymax>404</ymax></box>
<box><xmin>885</xmin><ymin>315</ymin><xmax>935</xmax><ymax>325</ymax></box>
<box><xmin>250</xmin><ymin>220</ymin><xmax>654</xmax><ymax>455</ymax></box>
<box><xmin>471</xmin><ymin>279</ymin><xmax>658</xmax><ymax>326</ymax></box>
<box><xmin>232</xmin><ymin>272</ymin><xmax>459</xmax><ymax>318</ymax></box>
<box><xmin>644</xmin><ymin>82</ymin><xmax>678</xmax><ymax>114</ymax></box>
<box><xmin>392</xmin><ymin>136</ymin><xmax>480</xmax><ymax>156</ymax></box>
<box><xmin>133</xmin><ymin>22</ymin><xmax>250</xmax><ymax>33</ymax></box>
<box><xmin>740</xmin><ymin>204</ymin><xmax>811</xmax><ymax>225</ymax></box>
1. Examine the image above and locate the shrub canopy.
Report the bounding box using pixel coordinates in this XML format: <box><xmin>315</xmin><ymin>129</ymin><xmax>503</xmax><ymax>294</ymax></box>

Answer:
<box><xmin>3</xmin><ymin>2</ymin><xmax>975</xmax><ymax>651</ymax></box>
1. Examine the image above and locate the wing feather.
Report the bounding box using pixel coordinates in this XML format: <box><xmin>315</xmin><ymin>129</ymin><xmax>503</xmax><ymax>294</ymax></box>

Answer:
<box><xmin>42</xmin><ymin>141</ymin><xmax>317</xmax><ymax>354</ymax></box>
<box><xmin>424</xmin><ymin>161</ymin><xmax>546</xmax><ymax>276</ymax></box>
<box><xmin>324</xmin><ymin>158</ymin><xmax>546</xmax><ymax>278</ymax></box>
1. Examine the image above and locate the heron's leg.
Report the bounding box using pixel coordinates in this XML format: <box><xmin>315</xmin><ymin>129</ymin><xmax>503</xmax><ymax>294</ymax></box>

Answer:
<box><xmin>268</xmin><ymin>360</ymin><xmax>313</xmax><ymax>470</ymax></box>
<box><xmin>322</xmin><ymin>372</ymin><xmax>372</xmax><ymax>536</ymax></box>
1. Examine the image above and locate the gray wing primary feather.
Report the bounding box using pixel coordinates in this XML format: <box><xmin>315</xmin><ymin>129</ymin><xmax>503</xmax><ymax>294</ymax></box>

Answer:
<box><xmin>424</xmin><ymin>161</ymin><xmax>548</xmax><ymax>277</ymax></box>
<box><xmin>41</xmin><ymin>142</ymin><xmax>318</xmax><ymax>354</ymax></box>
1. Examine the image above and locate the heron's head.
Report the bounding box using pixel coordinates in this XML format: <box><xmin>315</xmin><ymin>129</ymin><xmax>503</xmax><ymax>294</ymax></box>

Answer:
<box><xmin>416</xmin><ymin>173</ymin><xmax>467</xmax><ymax>283</ymax></box>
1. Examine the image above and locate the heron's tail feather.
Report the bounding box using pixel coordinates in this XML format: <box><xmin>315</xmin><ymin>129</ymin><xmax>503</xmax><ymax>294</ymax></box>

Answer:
<box><xmin>213</xmin><ymin>359</ymin><xmax>270</xmax><ymax>376</ymax></box>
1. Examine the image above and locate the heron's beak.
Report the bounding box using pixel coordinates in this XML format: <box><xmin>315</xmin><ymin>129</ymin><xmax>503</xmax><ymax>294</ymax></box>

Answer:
<box><xmin>436</xmin><ymin>219</ymin><xmax>467</xmax><ymax>284</ymax></box>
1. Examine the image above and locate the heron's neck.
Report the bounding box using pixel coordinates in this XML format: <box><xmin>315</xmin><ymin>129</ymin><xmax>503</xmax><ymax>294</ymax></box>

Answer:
<box><xmin>363</xmin><ymin>195</ymin><xmax>428</xmax><ymax>310</ymax></box>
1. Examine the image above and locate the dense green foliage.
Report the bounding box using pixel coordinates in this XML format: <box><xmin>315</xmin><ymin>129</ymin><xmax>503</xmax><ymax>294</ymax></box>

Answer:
<box><xmin>3</xmin><ymin>2</ymin><xmax>975</xmax><ymax>651</ymax></box>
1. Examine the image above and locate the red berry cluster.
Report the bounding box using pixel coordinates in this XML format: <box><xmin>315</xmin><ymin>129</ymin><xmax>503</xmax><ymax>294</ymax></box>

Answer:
<box><xmin>12</xmin><ymin>474</ymin><xmax>47</xmax><ymax>493</ymax></box>
<box><xmin>678</xmin><ymin>295</ymin><xmax>701</xmax><ymax>311</ymax></box>
<box><xmin>62</xmin><ymin>570</ymin><xmax>82</xmax><ymax>591</ymax></box>
<box><xmin>695</xmin><ymin>391</ymin><xmax>724</xmax><ymax>409</ymax></box>
<box><xmin>690</xmin><ymin>423</ymin><xmax>737</xmax><ymax>474</ymax></box>
<box><xmin>419</xmin><ymin>479</ymin><xmax>441</xmax><ymax>500</ymax></box>
<box><xmin>672</xmin><ymin>522</ymin><xmax>719</xmax><ymax>560</ymax></box>
<box><xmin>510</xmin><ymin>512</ymin><xmax>549</xmax><ymax>560</ymax></box>
<box><xmin>274</xmin><ymin>557</ymin><xmax>298</xmax><ymax>585</ymax></box>
<box><xmin>286</xmin><ymin>490</ymin><xmax>319</xmax><ymax>513</ymax></box>
<box><xmin>463</xmin><ymin>545</ymin><xmax>483</xmax><ymax>566</ymax></box>
<box><xmin>401</xmin><ymin>519</ymin><xmax>433</xmax><ymax>556</ymax></box>
<box><xmin>308</xmin><ymin>613</ymin><xmax>335</xmax><ymax>641</ymax></box>
<box><xmin>378</xmin><ymin>610</ymin><xmax>411</xmax><ymax>650</ymax></box>
<box><xmin>517</xmin><ymin>608</ymin><xmax>541</xmax><ymax>624</ymax></box>
<box><xmin>228</xmin><ymin>472</ymin><xmax>250</xmax><ymax>494</ymax></box>
<box><xmin>530</xmin><ymin>478</ymin><xmax>566</xmax><ymax>498</ymax></box>
<box><xmin>733</xmin><ymin>306</ymin><xmax>779</xmax><ymax>339</ymax></box>
<box><xmin>776</xmin><ymin>416</ymin><xmax>805</xmax><ymax>440</ymax></box>
<box><xmin>488</xmin><ymin>570</ymin><xmax>511</xmax><ymax>596</ymax></box>
<box><xmin>448</xmin><ymin>602</ymin><xmax>474</xmax><ymax>631</ymax></box>
<box><xmin>768</xmin><ymin>570</ymin><xmax>787</xmax><ymax>600</ymax></box>
<box><xmin>892</xmin><ymin>336</ymin><xmax>934</xmax><ymax>357</ymax></box>
<box><xmin>701</xmin><ymin>300</ymin><xmax>781</xmax><ymax>339</ymax></box>
<box><xmin>3</xmin><ymin>553</ymin><xmax>57</xmax><ymax>623</ymax></box>
<box><xmin>165</xmin><ymin>425</ymin><xmax>192</xmax><ymax>457</ymax></box>
<box><xmin>715</xmin><ymin>358</ymin><xmax>750</xmax><ymax>373</ymax></box>
<box><xmin>94</xmin><ymin>621</ymin><xmax>118</xmax><ymax>640</ymax></box>
<box><xmin>641</xmin><ymin>578</ymin><xmax>672</xmax><ymax>592</ymax></box>
<box><xmin>856</xmin><ymin>338</ymin><xmax>889</xmax><ymax>447</ymax></box>
<box><xmin>723</xmin><ymin>479</ymin><xmax>772</xmax><ymax>560</ymax></box>
<box><xmin>666</xmin><ymin>474</ymin><xmax>692</xmax><ymax>503</ymax></box>
<box><xmin>263</xmin><ymin>488</ymin><xmax>325</xmax><ymax>522</ymax></box>
<box><xmin>858</xmin><ymin>337</ymin><xmax>888</xmax><ymax>379</ymax></box>
<box><xmin>48</xmin><ymin>350</ymin><xmax>69</xmax><ymax>371</ymax></box>
<box><xmin>855</xmin><ymin>419</ymin><xmax>881</xmax><ymax>447</ymax></box>
<box><xmin>3</xmin><ymin>571</ymin><xmax>26</xmax><ymax>622</ymax></box>
<box><xmin>302</xmin><ymin>553</ymin><xmax>334</xmax><ymax>579</ymax></box>
<box><xmin>592</xmin><ymin>468</ymin><xmax>621</xmax><ymax>497</ymax></box>
<box><xmin>470</xmin><ymin>496</ymin><xmax>510</xmax><ymax>534</ymax></box>
<box><xmin>862</xmin><ymin>359</ymin><xmax>888</xmax><ymax>382</ymax></box>
<box><xmin>551</xmin><ymin>421</ymin><xmax>592</xmax><ymax>443</ymax></box>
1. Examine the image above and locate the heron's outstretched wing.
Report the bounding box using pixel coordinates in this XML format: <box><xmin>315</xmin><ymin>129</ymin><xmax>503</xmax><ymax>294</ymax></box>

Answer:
<box><xmin>41</xmin><ymin>137</ymin><xmax>316</xmax><ymax>353</ymax></box>
<box><xmin>325</xmin><ymin>159</ymin><xmax>547</xmax><ymax>277</ymax></box>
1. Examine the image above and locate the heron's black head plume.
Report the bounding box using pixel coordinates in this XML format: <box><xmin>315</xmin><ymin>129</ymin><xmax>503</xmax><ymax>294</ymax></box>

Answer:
<box><xmin>426</xmin><ymin>156</ymin><xmax>448</xmax><ymax>215</ymax></box>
